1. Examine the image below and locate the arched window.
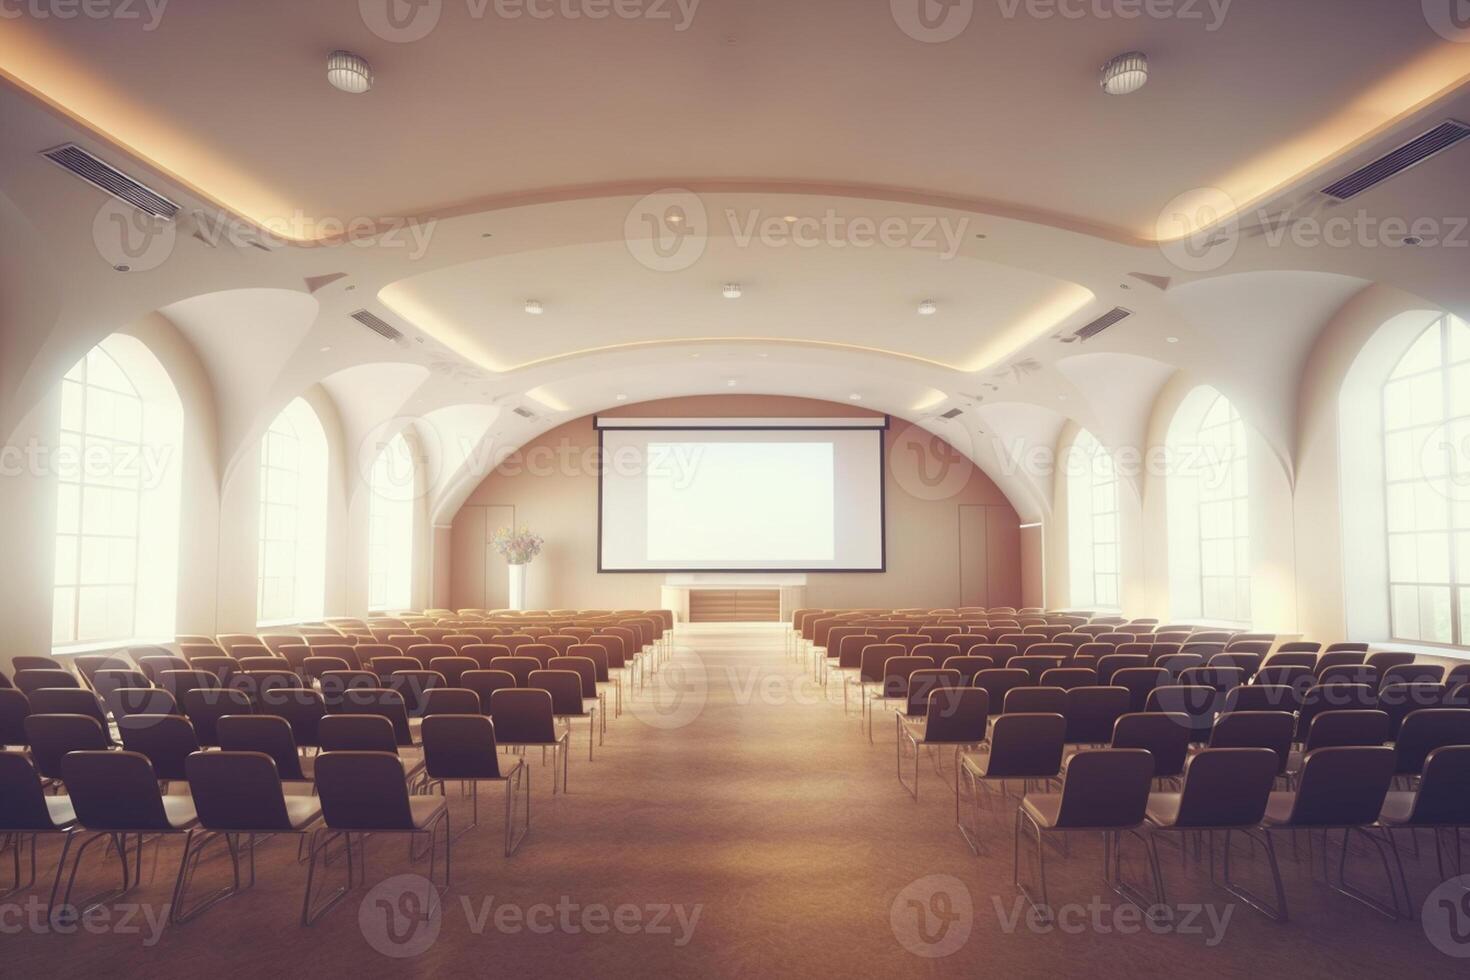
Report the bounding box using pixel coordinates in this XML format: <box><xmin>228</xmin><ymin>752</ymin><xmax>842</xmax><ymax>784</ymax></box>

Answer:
<box><xmin>1167</xmin><ymin>387</ymin><xmax>1250</xmax><ymax>625</ymax></box>
<box><xmin>367</xmin><ymin>432</ymin><xmax>415</xmax><ymax>612</ymax></box>
<box><xmin>1065</xmin><ymin>429</ymin><xmax>1120</xmax><ymax>609</ymax></box>
<box><xmin>53</xmin><ymin>335</ymin><xmax>183</xmax><ymax>648</ymax></box>
<box><xmin>1382</xmin><ymin>314</ymin><xmax>1470</xmax><ymax>645</ymax></box>
<box><xmin>257</xmin><ymin>398</ymin><xmax>329</xmax><ymax>625</ymax></box>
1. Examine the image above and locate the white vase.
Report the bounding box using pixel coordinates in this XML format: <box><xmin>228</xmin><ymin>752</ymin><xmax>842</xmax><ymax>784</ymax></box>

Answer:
<box><xmin>507</xmin><ymin>563</ymin><xmax>527</xmax><ymax>611</ymax></box>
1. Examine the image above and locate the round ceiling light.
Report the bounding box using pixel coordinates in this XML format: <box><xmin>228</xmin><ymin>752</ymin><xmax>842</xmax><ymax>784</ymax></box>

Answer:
<box><xmin>327</xmin><ymin>50</ymin><xmax>374</xmax><ymax>94</ymax></box>
<box><xmin>1100</xmin><ymin>51</ymin><xmax>1148</xmax><ymax>95</ymax></box>
<box><xmin>524</xmin><ymin>300</ymin><xmax>543</xmax><ymax>315</ymax></box>
<box><xmin>917</xmin><ymin>299</ymin><xmax>937</xmax><ymax>316</ymax></box>
<box><xmin>722</xmin><ymin>283</ymin><xmax>742</xmax><ymax>299</ymax></box>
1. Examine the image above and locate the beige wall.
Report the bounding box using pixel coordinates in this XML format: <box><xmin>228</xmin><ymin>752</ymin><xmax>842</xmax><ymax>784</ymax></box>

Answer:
<box><xmin>448</xmin><ymin>395</ymin><xmax>1023</xmax><ymax>613</ymax></box>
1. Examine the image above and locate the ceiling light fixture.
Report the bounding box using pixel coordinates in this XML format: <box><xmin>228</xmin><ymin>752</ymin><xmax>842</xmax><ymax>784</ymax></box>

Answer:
<box><xmin>1166</xmin><ymin>336</ymin><xmax>1180</xmax><ymax>344</ymax></box>
<box><xmin>327</xmin><ymin>50</ymin><xmax>374</xmax><ymax>94</ymax></box>
<box><xmin>1100</xmin><ymin>51</ymin><xmax>1148</xmax><ymax>96</ymax></box>
<box><xmin>725</xmin><ymin>378</ymin><xmax>738</xmax><ymax>387</ymax></box>
<box><xmin>722</xmin><ymin>283</ymin><xmax>742</xmax><ymax>299</ymax></box>
<box><xmin>783</xmin><ymin>215</ymin><xmax>798</xmax><ymax>223</ymax></box>
<box><xmin>319</xmin><ymin>346</ymin><xmax>332</xmax><ymax>353</ymax></box>
<box><xmin>918</xmin><ymin>300</ymin><xmax>937</xmax><ymax>316</ymax></box>
<box><xmin>848</xmin><ymin>393</ymin><xmax>863</xmax><ymax>401</ymax></box>
<box><xmin>615</xmin><ymin>394</ymin><xmax>629</xmax><ymax>401</ymax></box>
<box><xmin>524</xmin><ymin>300</ymin><xmax>543</xmax><ymax>315</ymax></box>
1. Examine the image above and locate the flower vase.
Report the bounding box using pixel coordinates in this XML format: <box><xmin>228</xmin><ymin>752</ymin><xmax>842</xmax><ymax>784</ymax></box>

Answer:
<box><xmin>508</xmin><ymin>562</ymin><xmax>527</xmax><ymax>611</ymax></box>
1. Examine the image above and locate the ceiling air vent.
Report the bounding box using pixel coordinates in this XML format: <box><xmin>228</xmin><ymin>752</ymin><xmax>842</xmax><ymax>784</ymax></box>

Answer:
<box><xmin>940</xmin><ymin>408</ymin><xmax>964</xmax><ymax>420</ymax></box>
<box><xmin>42</xmin><ymin>143</ymin><xmax>180</xmax><ymax>219</ymax></box>
<box><xmin>349</xmin><ymin>309</ymin><xmax>406</xmax><ymax>344</ymax></box>
<box><xmin>1321</xmin><ymin>120</ymin><xmax>1470</xmax><ymax>201</ymax></box>
<box><xmin>1074</xmin><ymin>306</ymin><xmax>1133</xmax><ymax>341</ymax></box>
<box><xmin>512</xmin><ymin>406</ymin><xmax>537</xmax><ymax>420</ymax></box>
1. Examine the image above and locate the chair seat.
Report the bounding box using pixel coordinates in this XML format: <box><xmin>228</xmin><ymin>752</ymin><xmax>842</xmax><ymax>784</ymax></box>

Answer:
<box><xmin>284</xmin><ymin>797</ymin><xmax>324</xmax><ymax>830</ymax></box>
<box><xmin>1262</xmin><ymin>790</ymin><xmax>1297</xmax><ymax>826</ymax></box>
<box><xmin>1020</xmin><ymin>793</ymin><xmax>1063</xmax><ymax>829</ymax></box>
<box><xmin>408</xmin><ymin>797</ymin><xmax>449</xmax><ymax>830</ymax></box>
<box><xmin>162</xmin><ymin>797</ymin><xmax>200</xmax><ymax>829</ymax></box>
<box><xmin>1144</xmin><ymin>792</ymin><xmax>1183</xmax><ymax>828</ymax></box>
<box><xmin>1378</xmin><ymin>790</ymin><xmax>1416</xmax><ymax>826</ymax></box>
<box><xmin>46</xmin><ymin>796</ymin><xmax>78</xmax><ymax>828</ymax></box>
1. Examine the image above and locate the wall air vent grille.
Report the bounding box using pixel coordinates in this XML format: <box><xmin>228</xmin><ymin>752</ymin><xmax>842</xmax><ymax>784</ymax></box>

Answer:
<box><xmin>42</xmin><ymin>144</ymin><xmax>180</xmax><ymax>219</ymax></box>
<box><xmin>940</xmin><ymin>408</ymin><xmax>964</xmax><ymax>420</ymax></box>
<box><xmin>1321</xmin><ymin>120</ymin><xmax>1470</xmax><ymax>201</ymax></box>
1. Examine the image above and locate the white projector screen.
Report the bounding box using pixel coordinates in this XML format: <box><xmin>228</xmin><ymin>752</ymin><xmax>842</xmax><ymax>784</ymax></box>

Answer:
<box><xmin>598</xmin><ymin>420</ymin><xmax>887</xmax><ymax>571</ymax></box>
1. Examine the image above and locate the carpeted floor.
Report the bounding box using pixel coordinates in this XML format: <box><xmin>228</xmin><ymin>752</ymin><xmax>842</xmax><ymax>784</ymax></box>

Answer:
<box><xmin>4</xmin><ymin>626</ymin><xmax>1464</xmax><ymax>977</ymax></box>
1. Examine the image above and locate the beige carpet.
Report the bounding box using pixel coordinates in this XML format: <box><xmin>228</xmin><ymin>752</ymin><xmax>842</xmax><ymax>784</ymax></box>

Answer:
<box><xmin>5</xmin><ymin>626</ymin><xmax>1464</xmax><ymax>977</ymax></box>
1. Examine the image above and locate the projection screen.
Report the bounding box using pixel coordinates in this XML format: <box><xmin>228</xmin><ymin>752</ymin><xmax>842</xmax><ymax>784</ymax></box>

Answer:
<box><xmin>596</xmin><ymin>418</ymin><xmax>888</xmax><ymax>572</ymax></box>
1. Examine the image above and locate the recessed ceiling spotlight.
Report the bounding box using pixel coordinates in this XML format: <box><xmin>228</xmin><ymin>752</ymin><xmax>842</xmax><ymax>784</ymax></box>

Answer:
<box><xmin>327</xmin><ymin>50</ymin><xmax>374</xmax><ymax>94</ymax></box>
<box><xmin>722</xmin><ymin>282</ymin><xmax>742</xmax><ymax>299</ymax></box>
<box><xmin>975</xmin><ymin>233</ymin><xmax>988</xmax><ymax>240</ymax></box>
<box><xmin>615</xmin><ymin>394</ymin><xmax>629</xmax><ymax>401</ymax></box>
<box><xmin>1166</xmin><ymin>336</ymin><xmax>1180</xmax><ymax>344</ymax></box>
<box><xmin>524</xmin><ymin>300</ymin><xmax>543</xmax><ymax>315</ymax></box>
<box><xmin>112</xmin><ymin>264</ymin><xmax>130</xmax><ymax>273</ymax></box>
<box><xmin>918</xmin><ymin>300</ymin><xmax>938</xmax><ymax>316</ymax></box>
<box><xmin>848</xmin><ymin>393</ymin><xmax>863</xmax><ymax>401</ymax></box>
<box><xmin>1100</xmin><ymin>51</ymin><xmax>1148</xmax><ymax>96</ymax></box>
<box><xmin>1403</xmin><ymin>235</ymin><xmax>1424</xmax><ymax>246</ymax></box>
<box><xmin>783</xmin><ymin>215</ymin><xmax>798</xmax><ymax>223</ymax></box>
<box><xmin>481</xmin><ymin>232</ymin><xmax>494</xmax><ymax>238</ymax></box>
<box><xmin>726</xmin><ymin>378</ymin><xmax>738</xmax><ymax>387</ymax></box>
<box><xmin>667</xmin><ymin>212</ymin><xmax>684</xmax><ymax>224</ymax></box>
<box><xmin>319</xmin><ymin>346</ymin><xmax>332</xmax><ymax>353</ymax></box>
<box><xmin>690</xmin><ymin>353</ymin><xmax>701</xmax><ymax>359</ymax></box>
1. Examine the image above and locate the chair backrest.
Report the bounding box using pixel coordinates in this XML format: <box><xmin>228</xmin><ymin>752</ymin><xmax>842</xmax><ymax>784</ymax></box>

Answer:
<box><xmin>24</xmin><ymin>713</ymin><xmax>110</xmax><ymax>777</ymax></box>
<box><xmin>14</xmin><ymin>669</ymin><xmax>80</xmax><ymax>695</ymax></box>
<box><xmin>971</xmin><ymin>669</ymin><xmax>1030</xmax><ymax>711</ymax></box>
<box><xmin>1039</xmin><ymin>668</ymin><xmax>1097</xmax><ymax>691</ymax></box>
<box><xmin>61</xmin><ymin>751</ymin><xmax>174</xmax><ymax>831</ymax></box>
<box><xmin>1406</xmin><ymin>745</ymin><xmax>1470</xmax><ymax>825</ymax></box>
<box><xmin>1171</xmin><ymin>748</ymin><xmax>1279</xmax><ymax>827</ymax></box>
<box><xmin>0</xmin><ymin>751</ymin><xmax>65</xmax><ymax>829</ymax></box>
<box><xmin>855</xmin><ymin>643</ymin><xmax>902</xmax><ymax>685</ymax></box>
<box><xmin>0</xmin><ymin>689</ymin><xmax>31</xmax><ymax>745</ymax></box>
<box><xmin>1287</xmin><ymin>746</ymin><xmax>1395</xmax><ymax>826</ymax></box>
<box><xmin>549</xmin><ymin>656</ymin><xmax>599</xmax><ymax>700</ymax></box>
<box><xmin>332</xmin><ymin>688</ymin><xmax>415</xmax><ymax>745</ymax></box>
<box><xmin>217</xmin><ymin>714</ymin><xmax>307</xmax><ymax>779</ymax></box>
<box><xmin>1003</xmin><ymin>685</ymin><xmax>1067</xmax><ymax>715</ymax></box>
<box><xmin>1253</xmin><ymin>665</ymin><xmax>1314</xmax><ymax>689</ymax></box>
<box><xmin>107</xmin><ymin>687</ymin><xmax>180</xmax><ymax>720</ymax></box>
<box><xmin>1096</xmin><ymin>654</ymin><xmax>1148</xmax><ymax>685</ymax></box>
<box><xmin>1365</xmin><ymin>651</ymin><xmax>1416</xmax><ymax>673</ymax></box>
<box><xmin>1315</xmin><ymin>650</ymin><xmax>1366</xmax><ymax>675</ymax></box>
<box><xmin>160</xmin><ymin>669</ymin><xmax>222</xmax><ymax>700</ymax></box>
<box><xmin>880</xmin><ymin>656</ymin><xmax>938</xmax><ymax>699</ymax></box>
<box><xmin>1111</xmin><ymin>667</ymin><xmax>1167</xmax><ymax>713</ymax></box>
<box><xmin>387</xmin><ymin>671</ymin><xmax>445</xmax><ymax>717</ymax></box>
<box><xmin>421</xmin><ymin>714</ymin><xmax>503</xmax><ymax>779</ymax></box>
<box><xmin>1177</xmin><ymin>666</ymin><xmax>1244</xmax><ymax>693</ymax></box>
<box><xmin>491</xmin><ymin>656</ymin><xmax>540</xmax><ymax>687</ymax></box>
<box><xmin>919</xmin><ymin>687</ymin><xmax>988</xmax><ymax>742</ymax></box>
<box><xmin>460</xmin><ymin>670</ymin><xmax>516</xmax><ymax>715</ymax></box>
<box><xmin>1304</xmin><ymin>709</ymin><xmax>1391</xmax><ymax>751</ymax></box>
<box><xmin>1263</xmin><ymin>652</ymin><xmax>1318</xmax><ymax>669</ymax></box>
<box><xmin>1393</xmin><ymin>708</ymin><xmax>1470</xmax><ymax>774</ymax></box>
<box><xmin>315</xmin><ymin>751</ymin><xmax>417</xmax><ymax>829</ymax></box>
<box><xmin>985</xmin><ymin>713</ymin><xmax>1066</xmax><ymax>779</ymax></box>
<box><xmin>488</xmin><ymin>688</ymin><xmax>558</xmax><ymax>743</ymax></box>
<box><xmin>1052</xmin><ymin>749</ymin><xmax>1155</xmax><ymax>828</ymax></box>
<box><xmin>1143</xmin><ymin>685</ymin><xmax>1219</xmax><ymax>739</ymax></box>
<box><xmin>186</xmin><ymin>751</ymin><xmax>296</xmax><ymax>831</ymax></box>
<box><xmin>1222</xmin><ymin>684</ymin><xmax>1302</xmax><ymax>714</ymax></box>
<box><xmin>1377</xmin><ymin>683</ymin><xmax>1449</xmax><ymax>735</ymax></box>
<box><xmin>1208</xmin><ymin>710</ymin><xmax>1295</xmax><ymax>774</ymax></box>
<box><xmin>118</xmin><ymin>713</ymin><xmax>201</xmax><ymax>780</ymax></box>
<box><xmin>425</xmin><ymin>657</ymin><xmax>477</xmax><ymax>687</ymax></box>
<box><xmin>255</xmin><ymin>687</ymin><xmax>327</xmax><ymax>748</ymax></box>
<box><xmin>180</xmin><ymin>687</ymin><xmax>253</xmax><ymax>746</ymax></box>
<box><xmin>25</xmin><ymin>687</ymin><xmax>109</xmax><ymax>732</ymax></box>
<box><xmin>1061</xmin><ymin>686</ymin><xmax>1130</xmax><ymax>744</ymax></box>
<box><xmin>319</xmin><ymin>713</ymin><xmax>400</xmax><ymax>752</ymax></box>
<box><xmin>1110</xmin><ymin>712</ymin><xmax>1191</xmax><ymax>778</ymax></box>
<box><xmin>939</xmin><ymin>656</ymin><xmax>994</xmax><ymax>685</ymax></box>
<box><xmin>421</xmin><ymin>688</ymin><xmax>482</xmax><ymax>717</ymax></box>
<box><xmin>74</xmin><ymin>653</ymin><xmax>134</xmax><ymax>688</ymax></box>
<box><xmin>1297</xmin><ymin>683</ymin><xmax>1377</xmax><ymax>740</ymax></box>
<box><xmin>529</xmin><ymin>669</ymin><xmax>587</xmax><ymax>715</ymax></box>
<box><xmin>1381</xmin><ymin>664</ymin><xmax>1445</xmax><ymax>690</ymax></box>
